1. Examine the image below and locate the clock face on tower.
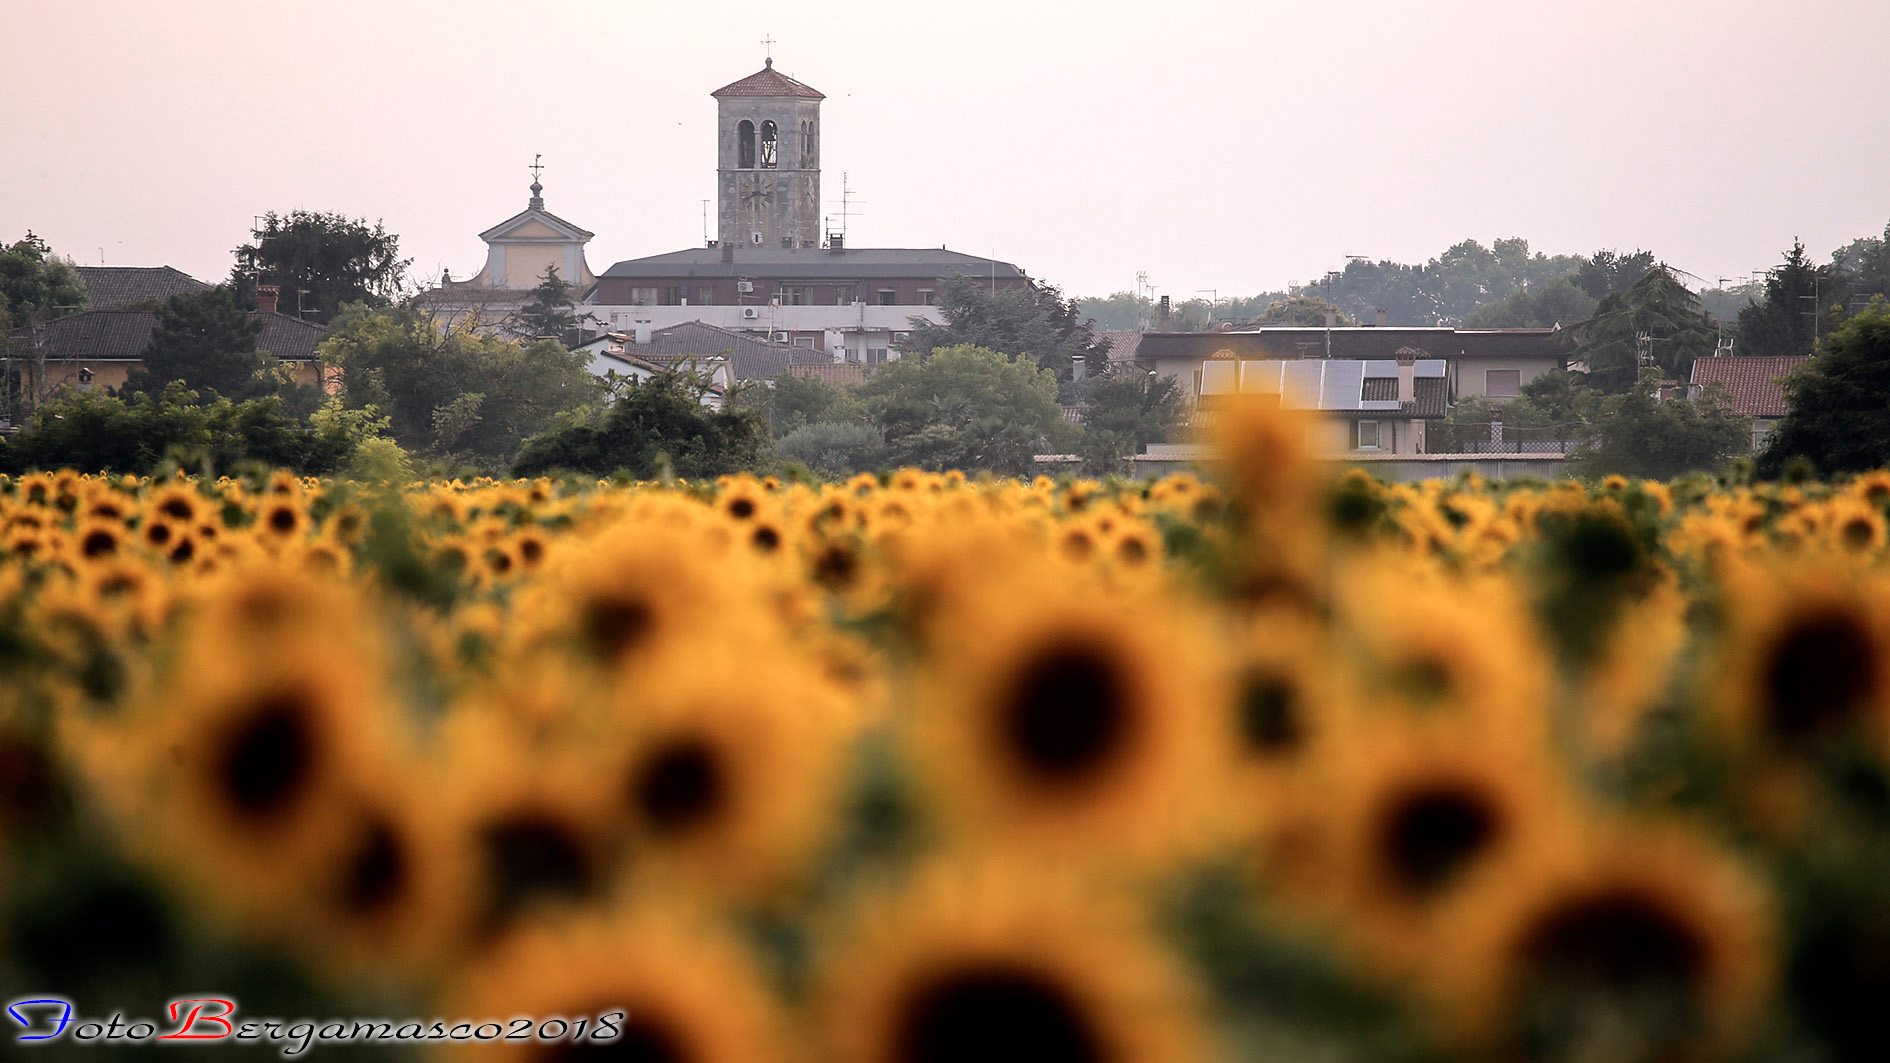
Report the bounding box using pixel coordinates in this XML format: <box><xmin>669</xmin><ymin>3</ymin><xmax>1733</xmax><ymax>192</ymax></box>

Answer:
<box><xmin>742</xmin><ymin>175</ymin><xmax>774</xmax><ymax>211</ymax></box>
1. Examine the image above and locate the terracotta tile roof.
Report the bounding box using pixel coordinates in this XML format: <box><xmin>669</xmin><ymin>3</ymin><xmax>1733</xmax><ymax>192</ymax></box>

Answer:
<box><xmin>8</xmin><ymin>308</ymin><xmax>325</xmax><ymax>362</ymax></box>
<box><xmin>787</xmin><ymin>362</ymin><xmax>870</xmax><ymax>386</ymax></box>
<box><xmin>73</xmin><ymin>266</ymin><xmax>210</xmax><ymax>309</ymax></box>
<box><xmin>711</xmin><ymin>62</ymin><xmax>824</xmax><ymax>99</ymax></box>
<box><xmin>601</xmin><ymin>322</ymin><xmax>795</xmax><ymax>382</ymax></box>
<box><xmin>1689</xmin><ymin>355</ymin><xmax>1811</xmax><ymax>418</ymax></box>
<box><xmin>1098</xmin><ymin>330</ymin><xmax>1144</xmax><ymax>363</ymax></box>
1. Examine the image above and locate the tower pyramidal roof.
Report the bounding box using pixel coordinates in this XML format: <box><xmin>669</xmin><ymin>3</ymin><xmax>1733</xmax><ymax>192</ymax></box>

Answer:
<box><xmin>711</xmin><ymin>58</ymin><xmax>825</xmax><ymax>100</ymax></box>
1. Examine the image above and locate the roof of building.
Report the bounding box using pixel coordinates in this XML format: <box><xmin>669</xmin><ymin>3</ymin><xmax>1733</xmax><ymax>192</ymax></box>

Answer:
<box><xmin>711</xmin><ymin>60</ymin><xmax>825</xmax><ymax>100</ymax></box>
<box><xmin>787</xmin><ymin>362</ymin><xmax>871</xmax><ymax>386</ymax></box>
<box><xmin>1133</xmin><ymin>326</ymin><xmax>1564</xmax><ymax>363</ymax></box>
<box><xmin>1689</xmin><ymin>354</ymin><xmax>1811</xmax><ymax>418</ymax></box>
<box><xmin>475</xmin><ymin>205</ymin><xmax>595</xmax><ymax>244</ymax></box>
<box><xmin>1098</xmin><ymin>330</ymin><xmax>1144</xmax><ymax>363</ymax></box>
<box><xmin>577</xmin><ymin>322</ymin><xmax>796</xmax><ymax>382</ymax></box>
<box><xmin>1199</xmin><ymin>358</ymin><xmax>1449</xmax><ymax>419</ymax></box>
<box><xmin>9</xmin><ymin>308</ymin><xmax>326</xmax><ymax>362</ymax></box>
<box><xmin>597</xmin><ymin>246</ymin><xmax>1026</xmax><ymax>282</ymax></box>
<box><xmin>73</xmin><ymin>266</ymin><xmax>211</xmax><ymax>310</ymax></box>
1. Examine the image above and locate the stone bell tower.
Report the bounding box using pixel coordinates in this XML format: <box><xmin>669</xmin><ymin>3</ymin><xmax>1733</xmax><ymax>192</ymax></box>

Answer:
<box><xmin>713</xmin><ymin>57</ymin><xmax>823</xmax><ymax>250</ymax></box>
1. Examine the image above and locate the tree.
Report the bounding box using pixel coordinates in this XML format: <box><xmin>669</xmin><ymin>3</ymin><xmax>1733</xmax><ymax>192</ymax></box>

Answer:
<box><xmin>513</xmin><ymin>371</ymin><xmax>771</xmax><ymax>479</ymax></box>
<box><xmin>233</xmin><ymin>211</ymin><xmax>410</xmax><ymax>323</ymax></box>
<box><xmin>319</xmin><ymin>305</ymin><xmax>596</xmax><ymax>466</ymax></box>
<box><xmin>768</xmin><ymin>373</ymin><xmax>865</xmax><ymax>436</ymax></box>
<box><xmin>515</xmin><ymin>265</ymin><xmax>583</xmax><ymax>344</ymax></box>
<box><xmin>1573</xmin><ymin>368</ymin><xmax>1749</xmax><ymax>480</ymax></box>
<box><xmin>0</xmin><ymin>232</ymin><xmax>86</xmax><ymax>329</ymax></box>
<box><xmin>1759</xmin><ymin>300</ymin><xmax>1890</xmax><ymax>477</ymax></box>
<box><xmin>902</xmin><ymin>276</ymin><xmax>1106</xmax><ymax>382</ymax></box>
<box><xmin>778</xmin><ymin>421</ymin><xmax>888</xmax><ymax>479</ymax></box>
<box><xmin>1566</xmin><ymin>266</ymin><xmax>1717</xmax><ymax>392</ymax></box>
<box><xmin>124</xmin><ymin>287</ymin><xmax>269</xmax><ymax>399</ymax></box>
<box><xmin>1737</xmin><ymin>239</ymin><xmax>1827</xmax><ymax>357</ymax></box>
<box><xmin>860</xmin><ymin>344</ymin><xmax>1070</xmax><ymax>475</ymax></box>
<box><xmin>1076</xmin><ymin>368</ymin><xmax>1183</xmax><ymax>475</ymax></box>
<box><xmin>1573</xmin><ymin>249</ymin><xmax>1658</xmax><ymax>300</ymax></box>
<box><xmin>1248</xmin><ymin>295</ymin><xmax>1354</xmax><ymax>327</ymax></box>
<box><xmin>1462</xmin><ymin>277</ymin><xmax>1597</xmax><ymax>328</ymax></box>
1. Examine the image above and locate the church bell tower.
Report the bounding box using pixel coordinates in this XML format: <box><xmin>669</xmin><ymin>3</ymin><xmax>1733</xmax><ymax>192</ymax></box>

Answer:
<box><xmin>713</xmin><ymin>57</ymin><xmax>823</xmax><ymax>250</ymax></box>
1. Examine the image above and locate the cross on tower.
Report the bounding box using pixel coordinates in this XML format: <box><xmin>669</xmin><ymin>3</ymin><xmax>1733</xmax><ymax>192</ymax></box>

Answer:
<box><xmin>529</xmin><ymin>154</ymin><xmax>544</xmax><ymax>182</ymax></box>
<box><xmin>761</xmin><ymin>34</ymin><xmax>776</xmax><ymax>64</ymax></box>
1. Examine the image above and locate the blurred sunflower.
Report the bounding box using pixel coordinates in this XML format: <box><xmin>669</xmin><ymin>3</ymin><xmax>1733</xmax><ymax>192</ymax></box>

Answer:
<box><xmin>816</xmin><ymin>861</ymin><xmax>1206</xmax><ymax>1063</ymax></box>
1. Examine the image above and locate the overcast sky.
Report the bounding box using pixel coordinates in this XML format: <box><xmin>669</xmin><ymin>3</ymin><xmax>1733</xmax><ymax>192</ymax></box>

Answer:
<box><xmin>4</xmin><ymin>0</ymin><xmax>1886</xmax><ymax>300</ymax></box>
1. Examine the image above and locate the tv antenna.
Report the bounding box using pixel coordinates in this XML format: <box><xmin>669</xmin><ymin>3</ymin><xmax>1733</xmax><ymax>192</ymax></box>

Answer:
<box><xmin>832</xmin><ymin>172</ymin><xmax>861</xmax><ymax>240</ymax></box>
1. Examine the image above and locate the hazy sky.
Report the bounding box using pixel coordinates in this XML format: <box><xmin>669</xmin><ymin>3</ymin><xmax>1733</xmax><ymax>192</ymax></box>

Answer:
<box><xmin>4</xmin><ymin>0</ymin><xmax>1887</xmax><ymax>300</ymax></box>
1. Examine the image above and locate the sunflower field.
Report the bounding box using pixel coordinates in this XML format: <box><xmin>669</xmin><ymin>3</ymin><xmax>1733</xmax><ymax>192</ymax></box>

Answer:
<box><xmin>4</xmin><ymin>401</ymin><xmax>1890</xmax><ymax>1061</ymax></box>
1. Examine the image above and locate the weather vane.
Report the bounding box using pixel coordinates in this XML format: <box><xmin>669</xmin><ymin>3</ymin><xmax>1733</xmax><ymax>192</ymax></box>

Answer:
<box><xmin>530</xmin><ymin>154</ymin><xmax>544</xmax><ymax>182</ymax></box>
<box><xmin>761</xmin><ymin>34</ymin><xmax>776</xmax><ymax>64</ymax></box>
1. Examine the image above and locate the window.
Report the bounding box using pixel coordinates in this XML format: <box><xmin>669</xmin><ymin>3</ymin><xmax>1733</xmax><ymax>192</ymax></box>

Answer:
<box><xmin>918</xmin><ymin>289</ymin><xmax>935</xmax><ymax>306</ymax></box>
<box><xmin>737</xmin><ymin>121</ymin><xmax>756</xmax><ymax>169</ymax></box>
<box><xmin>777</xmin><ymin>286</ymin><xmax>811</xmax><ymax>306</ymax></box>
<box><xmin>696</xmin><ymin>288</ymin><xmax>714</xmax><ymax>306</ymax></box>
<box><xmin>660</xmin><ymin>286</ymin><xmax>683</xmax><ymax>306</ymax></box>
<box><xmin>1486</xmin><ymin>369</ymin><xmax>1522</xmax><ymax>399</ymax></box>
<box><xmin>867</xmin><ymin>347</ymin><xmax>889</xmax><ymax>365</ymax></box>
<box><xmin>628</xmin><ymin>287</ymin><xmax>658</xmax><ymax>307</ymax></box>
<box><xmin>835</xmin><ymin>285</ymin><xmax>856</xmax><ymax>305</ymax></box>
<box><xmin>1356</xmin><ymin>420</ymin><xmax>1382</xmax><ymax>450</ymax></box>
<box><xmin>876</xmin><ymin>289</ymin><xmax>896</xmax><ymax>306</ymax></box>
<box><xmin>793</xmin><ymin>336</ymin><xmax>816</xmax><ymax>349</ymax></box>
<box><xmin>759</xmin><ymin>121</ymin><xmax>778</xmax><ymax>168</ymax></box>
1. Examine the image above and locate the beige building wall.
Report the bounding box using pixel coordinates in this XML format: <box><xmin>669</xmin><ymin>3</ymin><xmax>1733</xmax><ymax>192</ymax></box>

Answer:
<box><xmin>1451</xmin><ymin>356</ymin><xmax>1560</xmax><ymax>400</ymax></box>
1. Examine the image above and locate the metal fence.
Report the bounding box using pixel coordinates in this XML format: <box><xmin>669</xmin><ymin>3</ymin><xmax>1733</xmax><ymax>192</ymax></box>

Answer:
<box><xmin>1427</xmin><ymin>421</ymin><xmax>1582</xmax><ymax>455</ymax></box>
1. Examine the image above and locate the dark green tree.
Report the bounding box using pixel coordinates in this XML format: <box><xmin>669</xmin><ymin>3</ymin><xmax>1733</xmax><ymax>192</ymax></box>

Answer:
<box><xmin>0</xmin><ymin>232</ymin><xmax>86</xmax><ymax>328</ymax></box>
<box><xmin>902</xmin><ymin>276</ymin><xmax>1106</xmax><ymax>382</ymax></box>
<box><xmin>320</xmin><ymin>305</ymin><xmax>596</xmax><ymax>465</ymax></box>
<box><xmin>1828</xmin><ymin>223</ymin><xmax>1890</xmax><ymax>326</ymax></box>
<box><xmin>1573</xmin><ymin>249</ymin><xmax>1658</xmax><ymax>300</ymax></box>
<box><xmin>1248</xmin><ymin>295</ymin><xmax>1354</xmax><ymax>327</ymax></box>
<box><xmin>777</xmin><ymin>421</ymin><xmax>888</xmax><ymax>479</ymax></box>
<box><xmin>515</xmin><ymin>265</ymin><xmax>582</xmax><ymax>343</ymax></box>
<box><xmin>1574</xmin><ymin>368</ymin><xmax>1749</xmax><ymax>480</ymax></box>
<box><xmin>124</xmin><ymin>287</ymin><xmax>269</xmax><ymax>400</ymax></box>
<box><xmin>1737</xmin><ymin>239</ymin><xmax>1828</xmax><ymax>357</ymax></box>
<box><xmin>1758</xmin><ymin>300</ymin><xmax>1890</xmax><ymax>477</ymax></box>
<box><xmin>513</xmin><ymin>371</ymin><xmax>771</xmax><ymax>478</ymax></box>
<box><xmin>1566</xmin><ymin>266</ymin><xmax>1716</xmax><ymax>392</ymax></box>
<box><xmin>1463</xmin><ymin>277</ymin><xmax>1597</xmax><ymax>328</ymax></box>
<box><xmin>232</xmin><ymin>211</ymin><xmax>410</xmax><ymax>323</ymax></box>
<box><xmin>861</xmin><ymin>344</ymin><xmax>1070</xmax><ymax>475</ymax></box>
<box><xmin>1076</xmin><ymin>368</ymin><xmax>1184</xmax><ymax>475</ymax></box>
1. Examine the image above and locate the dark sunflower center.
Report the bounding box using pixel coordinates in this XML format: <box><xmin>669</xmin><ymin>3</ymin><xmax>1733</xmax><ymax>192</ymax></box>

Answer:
<box><xmin>583</xmin><ymin>596</ymin><xmax>655</xmax><ymax>659</ymax></box>
<box><xmin>1843</xmin><ymin>518</ymin><xmax>1876</xmax><ymax>551</ymax></box>
<box><xmin>338</xmin><ymin>817</ymin><xmax>408</xmax><ymax>915</ymax></box>
<box><xmin>1238</xmin><ymin>671</ymin><xmax>1303</xmax><ymax>754</ymax></box>
<box><xmin>895</xmin><ymin>965</ymin><xmax>1104</xmax><ymax>1063</ymax></box>
<box><xmin>214</xmin><ymin>692</ymin><xmax>318</xmax><ymax>818</ymax></box>
<box><xmin>520</xmin><ymin>538</ymin><xmax>546</xmax><ymax>563</ymax></box>
<box><xmin>728</xmin><ymin>497</ymin><xmax>756</xmax><ymax>520</ymax></box>
<box><xmin>1000</xmin><ymin>642</ymin><xmax>1132</xmax><ymax>786</ymax></box>
<box><xmin>536</xmin><ymin>1014</ymin><xmax>687</xmax><ymax>1063</ymax></box>
<box><xmin>268</xmin><ymin>507</ymin><xmax>297</xmax><ymax>533</ymax></box>
<box><xmin>1377</xmin><ymin>784</ymin><xmax>1501</xmax><ymax>896</ymax></box>
<box><xmin>1116</xmin><ymin>537</ymin><xmax>1148</xmax><ymax>564</ymax></box>
<box><xmin>631</xmin><ymin>739</ymin><xmax>726</xmax><ymax>835</ymax></box>
<box><xmin>160</xmin><ymin>498</ymin><xmax>193</xmax><ymax>520</ymax></box>
<box><xmin>146</xmin><ymin>522</ymin><xmax>173</xmax><ymax>545</ymax></box>
<box><xmin>752</xmin><ymin>525</ymin><xmax>781</xmax><ymax>552</ymax></box>
<box><xmin>813</xmin><ymin>545</ymin><xmax>859</xmax><ymax>590</ymax></box>
<box><xmin>479</xmin><ymin>813</ymin><xmax>594</xmax><ymax>925</ymax></box>
<box><xmin>1519</xmin><ymin>888</ymin><xmax>1708</xmax><ymax>994</ymax></box>
<box><xmin>81</xmin><ymin>529</ymin><xmax>118</xmax><ymax>557</ymax></box>
<box><xmin>1761</xmin><ymin>608</ymin><xmax>1878</xmax><ymax>745</ymax></box>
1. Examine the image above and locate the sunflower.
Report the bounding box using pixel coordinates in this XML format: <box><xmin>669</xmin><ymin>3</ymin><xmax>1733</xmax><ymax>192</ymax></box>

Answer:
<box><xmin>1710</xmin><ymin>559</ymin><xmax>1890</xmax><ymax>760</ymax></box>
<box><xmin>144</xmin><ymin>482</ymin><xmax>205</xmax><ymax>526</ymax></box>
<box><xmin>815</xmin><ymin>860</ymin><xmax>1207</xmax><ymax>1063</ymax></box>
<box><xmin>71</xmin><ymin>518</ymin><xmax>127</xmax><ymax>562</ymax></box>
<box><xmin>1423</xmin><ymin>820</ymin><xmax>1772</xmax><ymax>1054</ymax></box>
<box><xmin>907</xmin><ymin>580</ymin><xmax>1227</xmax><ymax>864</ymax></box>
<box><xmin>435</xmin><ymin>899</ymin><xmax>790</xmax><ymax>1063</ymax></box>
<box><xmin>599</xmin><ymin>654</ymin><xmax>846</xmax><ymax>900</ymax></box>
<box><xmin>253</xmin><ymin>494</ymin><xmax>308</xmax><ymax>541</ymax></box>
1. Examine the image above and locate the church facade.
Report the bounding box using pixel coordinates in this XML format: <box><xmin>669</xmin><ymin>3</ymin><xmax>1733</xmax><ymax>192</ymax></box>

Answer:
<box><xmin>418</xmin><ymin>167</ymin><xmax>598</xmax><ymax>327</ymax></box>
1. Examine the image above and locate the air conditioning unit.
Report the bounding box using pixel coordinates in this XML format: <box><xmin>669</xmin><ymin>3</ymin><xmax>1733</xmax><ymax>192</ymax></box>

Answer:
<box><xmin>893</xmin><ymin>331</ymin><xmax>911</xmax><ymax>343</ymax></box>
<box><xmin>772</xmin><ymin>331</ymin><xmax>791</xmax><ymax>343</ymax></box>
<box><xmin>741</xmin><ymin>307</ymin><xmax>760</xmax><ymax>320</ymax></box>
<box><xmin>736</xmin><ymin>280</ymin><xmax>754</xmax><ymax>293</ymax></box>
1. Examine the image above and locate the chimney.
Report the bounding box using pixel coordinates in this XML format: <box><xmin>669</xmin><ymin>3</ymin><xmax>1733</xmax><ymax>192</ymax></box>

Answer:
<box><xmin>1375</xmin><ymin>307</ymin><xmax>1389</xmax><ymax>328</ymax></box>
<box><xmin>828</xmin><ymin>232</ymin><xmax>845</xmax><ymax>251</ymax></box>
<box><xmin>1071</xmin><ymin>354</ymin><xmax>1087</xmax><ymax>383</ymax></box>
<box><xmin>1396</xmin><ymin>348</ymin><xmax>1416</xmax><ymax>404</ymax></box>
<box><xmin>255</xmin><ymin>284</ymin><xmax>280</xmax><ymax>316</ymax></box>
<box><xmin>1158</xmin><ymin>295</ymin><xmax>1171</xmax><ymax>329</ymax></box>
<box><xmin>634</xmin><ymin>323</ymin><xmax>653</xmax><ymax>345</ymax></box>
<box><xmin>720</xmin><ymin>242</ymin><xmax>735</xmax><ymax>264</ymax></box>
